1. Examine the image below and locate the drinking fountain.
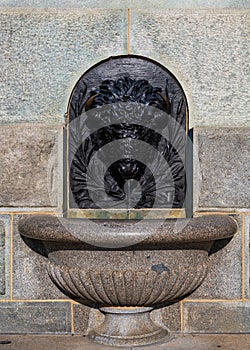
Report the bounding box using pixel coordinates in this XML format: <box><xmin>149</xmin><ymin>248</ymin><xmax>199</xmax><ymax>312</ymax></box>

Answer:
<box><xmin>18</xmin><ymin>56</ymin><xmax>237</xmax><ymax>347</ymax></box>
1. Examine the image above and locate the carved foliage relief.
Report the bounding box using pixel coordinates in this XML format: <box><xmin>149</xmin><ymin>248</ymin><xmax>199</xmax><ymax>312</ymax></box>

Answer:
<box><xmin>69</xmin><ymin>56</ymin><xmax>187</xmax><ymax>210</ymax></box>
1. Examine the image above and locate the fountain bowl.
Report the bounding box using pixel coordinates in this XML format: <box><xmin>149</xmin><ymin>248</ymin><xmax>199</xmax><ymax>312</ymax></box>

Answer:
<box><xmin>19</xmin><ymin>214</ymin><xmax>237</xmax><ymax>347</ymax></box>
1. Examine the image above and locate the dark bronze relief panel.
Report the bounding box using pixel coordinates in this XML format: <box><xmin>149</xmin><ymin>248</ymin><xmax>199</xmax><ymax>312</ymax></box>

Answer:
<box><xmin>68</xmin><ymin>56</ymin><xmax>187</xmax><ymax>211</ymax></box>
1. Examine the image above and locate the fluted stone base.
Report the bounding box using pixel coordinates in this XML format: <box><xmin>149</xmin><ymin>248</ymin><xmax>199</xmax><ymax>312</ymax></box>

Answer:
<box><xmin>87</xmin><ymin>306</ymin><xmax>170</xmax><ymax>347</ymax></box>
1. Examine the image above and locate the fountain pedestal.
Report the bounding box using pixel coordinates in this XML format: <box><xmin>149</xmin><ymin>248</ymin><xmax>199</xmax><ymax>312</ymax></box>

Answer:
<box><xmin>88</xmin><ymin>306</ymin><xmax>170</xmax><ymax>347</ymax></box>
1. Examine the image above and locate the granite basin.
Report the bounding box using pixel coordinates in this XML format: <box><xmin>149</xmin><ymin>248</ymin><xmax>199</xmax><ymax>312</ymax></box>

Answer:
<box><xmin>18</xmin><ymin>214</ymin><xmax>237</xmax><ymax>347</ymax></box>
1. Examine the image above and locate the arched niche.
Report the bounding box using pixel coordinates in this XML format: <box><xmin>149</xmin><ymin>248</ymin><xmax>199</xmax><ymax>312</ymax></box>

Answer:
<box><xmin>65</xmin><ymin>55</ymin><xmax>191</xmax><ymax>219</ymax></box>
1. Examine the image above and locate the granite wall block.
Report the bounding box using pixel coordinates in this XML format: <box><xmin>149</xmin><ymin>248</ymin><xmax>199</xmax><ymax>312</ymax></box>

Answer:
<box><xmin>195</xmin><ymin>128</ymin><xmax>250</xmax><ymax>209</ymax></box>
<box><xmin>184</xmin><ymin>301</ymin><xmax>250</xmax><ymax>333</ymax></box>
<box><xmin>190</xmin><ymin>215</ymin><xmax>242</xmax><ymax>299</ymax></box>
<box><xmin>0</xmin><ymin>221</ymin><xmax>5</xmax><ymax>295</ymax></box>
<box><xmin>245</xmin><ymin>215</ymin><xmax>250</xmax><ymax>298</ymax></box>
<box><xmin>151</xmin><ymin>302</ymin><xmax>181</xmax><ymax>332</ymax></box>
<box><xmin>0</xmin><ymin>9</ymin><xmax>127</xmax><ymax>124</ymax></box>
<box><xmin>130</xmin><ymin>10</ymin><xmax>250</xmax><ymax>127</ymax></box>
<box><xmin>73</xmin><ymin>304</ymin><xmax>100</xmax><ymax>335</ymax></box>
<box><xmin>0</xmin><ymin>0</ymin><xmax>248</xmax><ymax>9</ymax></box>
<box><xmin>0</xmin><ymin>125</ymin><xmax>61</xmax><ymax>208</ymax></box>
<box><xmin>13</xmin><ymin>215</ymin><xmax>66</xmax><ymax>300</ymax></box>
<box><xmin>0</xmin><ymin>215</ymin><xmax>11</xmax><ymax>299</ymax></box>
<box><xmin>0</xmin><ymin>302</ymin><xmax>71</xmax><ymax>334</ymax></box>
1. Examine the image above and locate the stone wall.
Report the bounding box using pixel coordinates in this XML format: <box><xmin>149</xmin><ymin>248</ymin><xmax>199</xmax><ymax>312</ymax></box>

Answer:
<box><xmin>0</xmin><ymin>1</ymin><xmax>249</xmax><ymax>335</ymax></box>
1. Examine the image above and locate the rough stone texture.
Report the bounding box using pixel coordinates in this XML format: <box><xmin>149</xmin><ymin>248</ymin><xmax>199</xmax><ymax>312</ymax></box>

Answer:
<box><xmin>0</xmin><ymin>0</ymin><xmax>248</xmax><ymax>8</ymax></box>
<box><xmin>0</xmin><ymin>267</ymin><xmax>5</xmax><ymax>296</ymax></box>
<box><xmin>184</xmin><ymin>301</ymin><xmax>250</xmax><ymax>333</ymax></box>
<box><xmin>151</xmin><ymin>302</ymin><xmax>181</xmax><ymax>332</ymax></box>
<box><xmin>0</xmin><ymin>302</ymin><xmax>71</xmax><ymax>334</ymax></box>
<box><xmin>0</xmin><ymin>221</ymin><xmax>5</xmax><ymax>247</ymax></box>
<box><xmin>190</xmin><ymin>214</ymin><xmax>242</xmax><ymax>299</ymax></box>
<box><xmin>0</xmin><ymin>216</ymin><xmax>10</xmax><ymax>299</ymax></box>
<box><xmin>245</xmin><ymin>215</ymin><xmax>250</xmax><ymax>298</ymax></box>
<box><xmin>130</xmin><ymin>10</ymin><xmax>250</xmax><ymax>127</ymax></box>
<box><xmin>0</xmin><ymin>125</ymin><xmax>61</xmax><ymax>207</ymax></box>
<box><xmin>73</xmin><ymin>303</ymin><xmax>93</xmax><ymax>335</ymax></box>
<box><xmin>13</xmin><ymin>215</ymin><xmax>66</xmax><ymax>299</ymax></box>
<box><xmin>0</xmin><ymin>334</ymin><xmax>250</xmax><ymax>350</ymax></box>
<box><xmin>0</xmin><ymin>221</ymin><xmax>5</xmax><ymax>295</ymax></box>
<box><xmin>0</xmin><ymin>9</ymin><xmax>127</xmax><ymax>124</ymax></box>
<box><xmin>46</xmin><ymin>250</ymin><xmax>209</xmax><ymax>307</ymax></box>
<box><xmin>196</xmin><ymin>128</ymin><xmax>250</xmax><ymax>208</ymax></box>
